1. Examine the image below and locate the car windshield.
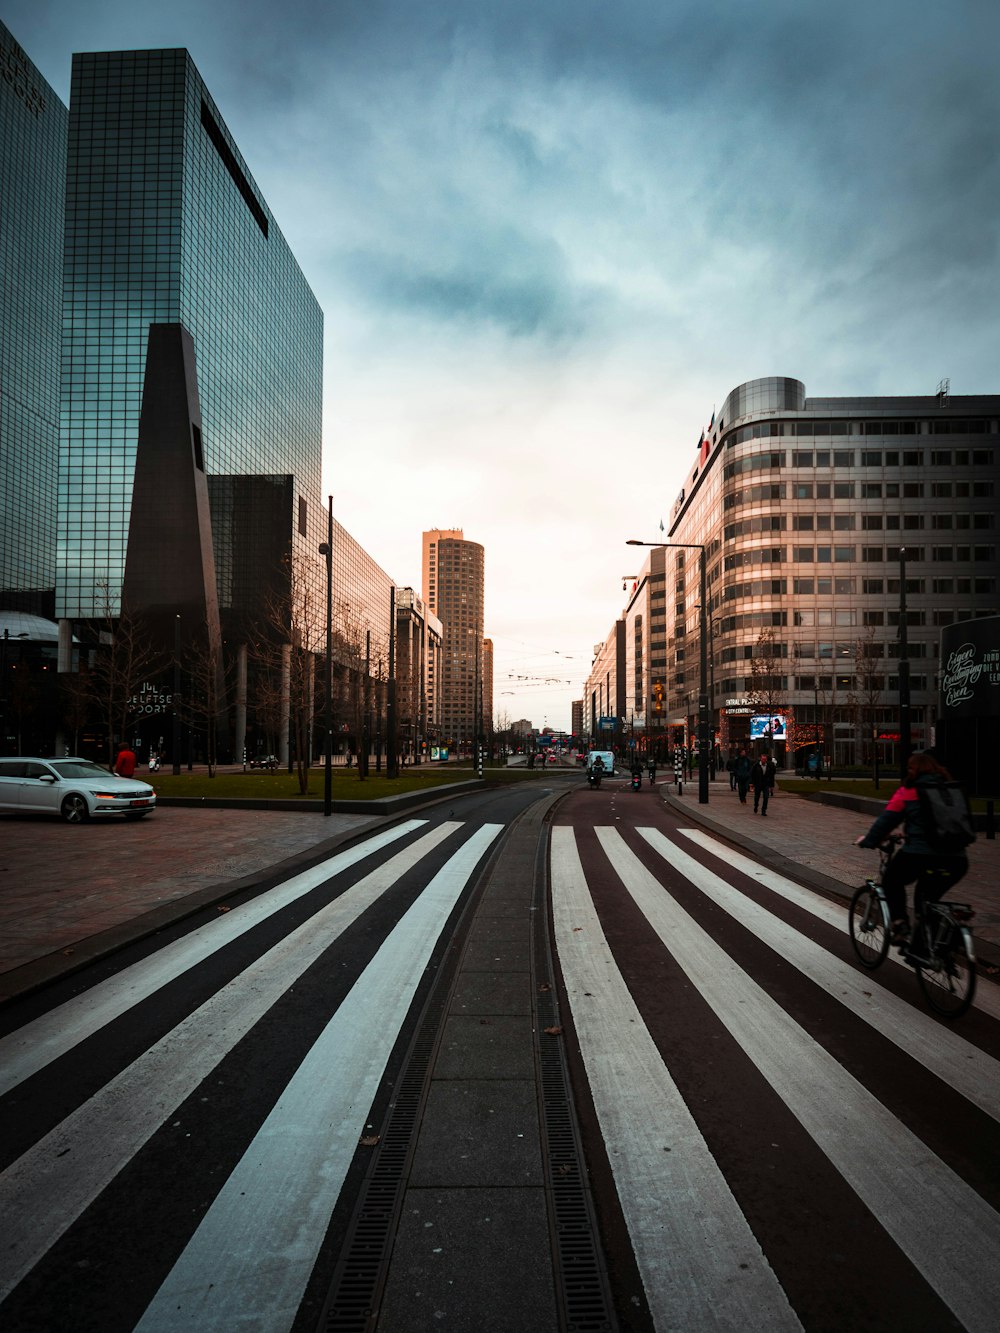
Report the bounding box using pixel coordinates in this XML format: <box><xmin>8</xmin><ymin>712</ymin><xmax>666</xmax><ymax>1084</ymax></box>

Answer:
<box><xmin>49</xmin><ymin>760</ymin><xmax>115</xmax><ymax>779</ymax></box>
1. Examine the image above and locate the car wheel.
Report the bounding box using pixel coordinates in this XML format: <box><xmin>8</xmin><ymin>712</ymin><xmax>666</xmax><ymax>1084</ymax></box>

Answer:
<box><xmin>61</xmin><ymin>794</ymin><xmax>90</xmax><ymax>824</ymax></box>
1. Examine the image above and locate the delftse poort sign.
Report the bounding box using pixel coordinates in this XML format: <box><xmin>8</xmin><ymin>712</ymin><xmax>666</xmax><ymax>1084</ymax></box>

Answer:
<box><xmin>129</xmin><ymin>680</ymin><xmax>173</xmax><ymax>716</ymax></box>
<box><xmin>939</xmin><ymin>617</ymin><xmax>1000</xmax><ymax>720</ymax></box>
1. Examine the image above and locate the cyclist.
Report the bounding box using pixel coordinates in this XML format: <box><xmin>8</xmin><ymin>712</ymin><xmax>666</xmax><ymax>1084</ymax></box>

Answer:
<box><xmin>855</xmin><ymin>751</ymin><xmax>970</xmax><ymax>947</ymax></box>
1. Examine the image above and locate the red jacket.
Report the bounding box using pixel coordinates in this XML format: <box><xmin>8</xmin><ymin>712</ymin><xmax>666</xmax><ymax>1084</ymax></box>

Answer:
<box><xmin>114</xmin><ymin>749</ymin><xmax>137</xmax><ymax>778</ymax></box>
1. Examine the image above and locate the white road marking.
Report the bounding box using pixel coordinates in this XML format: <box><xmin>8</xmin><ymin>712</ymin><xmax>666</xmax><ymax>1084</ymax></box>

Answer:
<box><xmin>134</xmin><ymin>823</ymin><xmax>503</xmax><ymax>1333</ymax></box>
<box><xmin>0</xmin><ymin>823</ymin><xmax>460</xmax><ymax>1302</ymax></box>
<box><xmin>599</xmin><ymin>825</ymin><xmax>1000</xmax><ymax>1333</ymax></box>
<box><xmin>679</xmin><ymin>828</ymin><xmax>1000</xmax><ymax>1022</ymax></box>
<box><xmin>641</xmin><ymin>828</ymin><xmax>1000</xmax><ymax>1121</ymax></box>
<box><xmin>550</xmin><ymin>826</ymin><xmax>802</xmax><ymax>1333</ymax></box>
<box><xmin>0</xmin><ymin>820</ymin><xmax>427</xmax><ymax>1096</ymax></box>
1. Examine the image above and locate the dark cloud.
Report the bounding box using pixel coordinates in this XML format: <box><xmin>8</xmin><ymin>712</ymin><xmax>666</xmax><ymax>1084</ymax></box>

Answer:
<box><xmin>337</xmin><ymin>237</ymin><xmax>603</xmax><ymax>342</ymax></box>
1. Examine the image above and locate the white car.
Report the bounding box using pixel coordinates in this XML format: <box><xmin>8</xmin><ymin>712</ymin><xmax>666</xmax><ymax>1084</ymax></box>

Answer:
<box><xmin>0</xmin><ymin>757</ymin><xmax>157</xmax><ymax>824</ymax></box>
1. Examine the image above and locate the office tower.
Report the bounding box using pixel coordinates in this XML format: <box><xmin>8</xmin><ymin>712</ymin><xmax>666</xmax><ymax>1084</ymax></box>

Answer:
<box><xmin>599</xmin><ymin>376</ymin><xmax>999</xmax><ymax>772</ymax></box>
<box><xmin>481</xmin><ymin>636</ymin><xmax>494</xmax><ymax>739</ymax></box>
<box><xmin>1</xmin><ymin>21</ymin><xmax>68</xmax><ymax>617</ymax></box>
<box><xmin>58</xmin><ymin>48</ymin><xmax>323</xmax><ymax>650</ymax></box>
<box><xmin>422</xmin><ymin>529</ymin><xmax>485</xmax><ymax>750</ymax></box>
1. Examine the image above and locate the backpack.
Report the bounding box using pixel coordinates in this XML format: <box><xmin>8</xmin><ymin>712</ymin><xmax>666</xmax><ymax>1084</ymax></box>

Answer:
<box><xmin>916</xmin><ymin>780</ymin><xmax>977</xmax><ymax>854</ymax></box>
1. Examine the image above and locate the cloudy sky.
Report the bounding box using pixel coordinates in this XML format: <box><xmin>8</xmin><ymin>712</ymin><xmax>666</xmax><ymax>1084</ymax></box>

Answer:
<box><xmin>9</xmin><ymin>0</ymin><xmax>1000</xmax><ymax>731</ymax></box>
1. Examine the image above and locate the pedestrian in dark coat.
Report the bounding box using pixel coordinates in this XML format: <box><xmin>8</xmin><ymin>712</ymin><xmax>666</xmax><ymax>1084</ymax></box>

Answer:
<box><xmin>726</xmin><ymin>755</ymin><xmax>737</xmax><ymax>790</ymax></box>
<box><xmin>750</xmin><ymin>753</ymin><xmax>776</xmax><ymax>815</ymax></box>
<box><xmin>734</xmin><ymin>748</ymin><xmax>751</xmax><ymax>803</ymax></box>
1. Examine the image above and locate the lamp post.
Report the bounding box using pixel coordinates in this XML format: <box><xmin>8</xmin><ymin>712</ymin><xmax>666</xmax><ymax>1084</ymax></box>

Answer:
<box><xmin>387</xmin><ymin>586</ymin><xmax>398</xmax><ymax>779</ymax></box>
<box><xmin>318</xmin><ymin>495</ymin><xmax>334</xmax><ymax>816</ymax></box>
<box><xmin>628</xmin><ymin>538</ymin><xmax>709</xmax><ymax>804</ymax></box>
<box><xmin>898</xmin><ymin>546</ymin><xmax>911</xmax><ymax>782</ymax></box>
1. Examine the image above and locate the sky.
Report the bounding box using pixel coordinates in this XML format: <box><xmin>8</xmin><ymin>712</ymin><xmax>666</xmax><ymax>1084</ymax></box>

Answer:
<box><xmin>8</xmin><ymin>0</ymin><xmax>1000</xmax><ymax>732</ymax></box>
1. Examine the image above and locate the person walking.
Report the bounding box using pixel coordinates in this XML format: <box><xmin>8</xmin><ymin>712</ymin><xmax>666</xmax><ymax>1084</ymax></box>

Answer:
<box><xmin>734</xmin><ymin>748</ymin><xmax>751</xmax><ymax>803</ymax></box>
<box><xmin>750</xmin><ymin>752</ymin><xmax>776</xmax><ymax>815</ymax></box>
<box><xmin>726</xmin><ymin>754</ymin><xmax>737</xmax><ymax>790</ymax></box>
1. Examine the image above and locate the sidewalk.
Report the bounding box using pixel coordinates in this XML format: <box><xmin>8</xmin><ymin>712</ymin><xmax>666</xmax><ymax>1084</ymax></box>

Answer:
<box><xmin>0</xmin><ymin>806</ymin><xmax>383</xmax><ymax>1003</ymax></box>
<box><xmin>658</xmin><ymin>776</ymin><xmax>1000</xmax><ymax>969</ymax></box>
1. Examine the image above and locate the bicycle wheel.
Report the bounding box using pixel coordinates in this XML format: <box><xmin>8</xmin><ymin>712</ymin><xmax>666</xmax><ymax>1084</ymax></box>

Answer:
<box><xmin>849</xmin><ymin>883</ymin><xmax>890</xmax><ymax>969</ymax></box>
<box><xmin>916</xmin><ymin>928</ymin><xmax>976</xmax><ymax>1018</ymax></box>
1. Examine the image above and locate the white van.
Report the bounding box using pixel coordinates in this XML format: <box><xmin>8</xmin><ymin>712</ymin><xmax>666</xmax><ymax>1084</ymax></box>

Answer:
<box><xmin>586</xmin><ymin>750</ymin><xmax>615</xmax><ymax>776</ymax></box>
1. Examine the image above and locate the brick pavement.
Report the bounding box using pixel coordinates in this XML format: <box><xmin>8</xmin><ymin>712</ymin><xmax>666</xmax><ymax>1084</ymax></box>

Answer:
<box><xmin>0</xmin><ymin>805</ymin><xmax>381</xmax><ymax>1001</ymax></box>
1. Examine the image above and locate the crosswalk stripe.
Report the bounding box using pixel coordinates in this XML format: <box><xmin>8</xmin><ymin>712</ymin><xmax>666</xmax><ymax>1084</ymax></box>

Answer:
<box><xmin>0</xmin><ymin>820</ymin><xmax>427</xmax><ymax>1097</ymax></box>
<box><xmin>678</xmin><ymin>828</ymin><xmax>1000</xmax><ymax>1022</ymax></box>
<box><xmin>0</xmin><ymin>822</ymin><xmax>461</xmax><ymax>1303</ymax></box>
<box><xmin>639</xmin><ymin>827</ymin><xmax>1000</xmax><ymax>1122</ymax></box>
<box><xmin>597</xmin><ymin>825</ymin><xmax>1000</xmax><ymax>1333</ymax></box>
<box><xmin>550</xmin><ymin>826</ymin><xmax>802</xmax><ymax>1332</ymax></box>
<box><xmin>134</xmin><ymin>823</ymin><xmax>503</xmax><ymax>1333</ymax></box>
<box><xmin>676</xmin><ymin>829</ymin><xmax>846</xmax><ymax>929</ymax></box>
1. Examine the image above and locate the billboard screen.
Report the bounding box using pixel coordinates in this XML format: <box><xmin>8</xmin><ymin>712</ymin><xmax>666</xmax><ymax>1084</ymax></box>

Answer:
<box><xmin>750</xmin><ymin>714</ymin><xmax>787</xmax><ymax>741</ymax></box>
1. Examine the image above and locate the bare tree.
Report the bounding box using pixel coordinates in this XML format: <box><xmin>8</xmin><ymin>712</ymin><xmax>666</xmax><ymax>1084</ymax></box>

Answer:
<box><xmin>88</xmin><ymin>579</ymin><xmax>165</xmax><ymax>766</ymax></box>
<box><xmin>746</xmin><ymin>628</ymin><xmax>787</xmax><ymax>755</ymax></box>
<box><xmin>850</xmin><ymin>625</ymin><xmax>887</xmax><ymax>788</ymax></box>
<box><xmin>251</xmin><ymin>552</ymin><xmax>325</xmax><ymax>794</ymax></box>
<box><xmin>60</xmin><ymin>662</ymin><xmax>93</xmax><ymax>756</ymax></box>
<box><xmin>174</xmin><ymin>620</ymin><xmax>229</xmax><ymax>777</ymax></box>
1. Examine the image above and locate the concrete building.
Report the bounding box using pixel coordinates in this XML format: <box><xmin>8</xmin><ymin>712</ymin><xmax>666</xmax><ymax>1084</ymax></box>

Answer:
<box><xmin>422</xmin><ymin>529</ymin><xmax>485</xmax><ymax>751</ymax></box>
<box><xmin>582</xmin><ymin>620</ymin><xmax>625</xmax><ymax>749</ymax></box>
<box><xmin>640</xmin><ymin>377</ymin><xmax>1000</xmax><ymax>770</ymax></box>
<box><xmin>395</xmin><ymin>588</ymin><xmax>443</xmax><ymax>761</ymax></box>
<box><xmin>0</xmin><ymin>21</ymin><xmax>67</xmax><ymax>619</ymax></box>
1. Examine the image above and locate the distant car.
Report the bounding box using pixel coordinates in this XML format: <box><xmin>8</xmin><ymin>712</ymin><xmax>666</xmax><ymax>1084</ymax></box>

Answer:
<box><xmin>0</xmin><ymin>757</ymin><xmax>157</xmax><ymax>824</ymax></box>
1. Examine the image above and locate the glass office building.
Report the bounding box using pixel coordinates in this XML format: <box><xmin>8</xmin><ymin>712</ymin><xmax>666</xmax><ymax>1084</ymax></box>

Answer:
<box><xmin>0</xmin><ymin>21</ymin><xmax>67</xmax><ymax>615</ymax></box>
<box><xmin>58</xmin><ymin>47</ymin><xmax>323</xmax><ymax>624</ymax></box>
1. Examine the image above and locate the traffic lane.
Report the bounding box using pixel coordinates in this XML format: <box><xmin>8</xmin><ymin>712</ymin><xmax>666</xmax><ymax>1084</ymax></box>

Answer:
<box><xmin>550</xmin><ymin>791</ymin><xmax>1000</xmax><ymax>1330</ymax></box>
<box><xmin>0</xmin><ymin>804</ymin><xmax>380</xmax><ymax>983</ymax></box>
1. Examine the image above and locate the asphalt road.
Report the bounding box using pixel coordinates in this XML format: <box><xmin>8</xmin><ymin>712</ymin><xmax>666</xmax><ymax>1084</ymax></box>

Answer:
<box><xmin>1</xmin><ymin>770</ymin><xmax>999</xmax><ymax>1331</ymax></box>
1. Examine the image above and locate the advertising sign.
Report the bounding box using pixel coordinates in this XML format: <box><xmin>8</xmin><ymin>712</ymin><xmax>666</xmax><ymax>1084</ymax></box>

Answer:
<box><xmin>940</xmin><ymin>618</ymin><xmax>1000</xmax><ymax>719</ymax></box>
<box><xmin>750</xmin><ymin>714</ymin><xmax>787</xmax><ymax>741</ymax></box>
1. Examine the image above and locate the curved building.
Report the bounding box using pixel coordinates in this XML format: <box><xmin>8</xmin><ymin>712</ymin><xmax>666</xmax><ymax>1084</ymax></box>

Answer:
<box><xmin>660</xmin><ymin>377</ymin><xmax>999</xmax><ymax>770</ymax></box>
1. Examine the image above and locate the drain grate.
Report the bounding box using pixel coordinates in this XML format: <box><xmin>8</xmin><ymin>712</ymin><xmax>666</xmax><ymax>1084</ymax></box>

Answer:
<box><xmin>532</xmin><ymin>826</ymin><xmax>618</xmax><ymax>1333</ymax></box>
<box><xmin>320</xmin><ymin>990</ymin><xmax>448</xmax><ymax>1332</ymax></box>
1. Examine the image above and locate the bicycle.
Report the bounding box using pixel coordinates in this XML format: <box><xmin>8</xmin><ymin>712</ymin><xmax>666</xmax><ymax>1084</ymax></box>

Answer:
<box><xmin>849</xmin><ymin>841</ymin><xmax>977</xmax><ymax>1018</ymax></box>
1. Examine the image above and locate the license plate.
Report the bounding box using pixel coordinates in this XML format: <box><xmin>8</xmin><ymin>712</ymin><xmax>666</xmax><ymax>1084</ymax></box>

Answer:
<box><xmin>130</xmin><ymin>798</ymin><xmax>151</xmax><ymax>807</ymax></box>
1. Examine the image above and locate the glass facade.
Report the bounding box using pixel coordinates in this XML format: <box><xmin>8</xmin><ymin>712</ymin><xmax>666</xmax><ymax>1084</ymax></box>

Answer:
<box><xmin>58</xmin><ymin>48</ymin><xmax>323</xmax><ymax>620</ymax></box>
<box><xmin>0</xmin><ymin>21</ymin><xmax>67</xmax><ymax>614</ymax></box>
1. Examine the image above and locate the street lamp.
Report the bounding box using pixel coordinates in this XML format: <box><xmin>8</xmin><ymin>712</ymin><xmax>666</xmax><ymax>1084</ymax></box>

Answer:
<box><xmin>628</xmin><ymin>538</ymin><xmax>709</xmax><ymax>804</ymax></box>
<box><xmin>898</xmin><ymin>546</ymin><xmax>911</xmax><ymax>782</ymax></box>
<box><xmin>318</xmin><ymin>495</ymin><xmax>334</xmax><ymax>816</ymax></box>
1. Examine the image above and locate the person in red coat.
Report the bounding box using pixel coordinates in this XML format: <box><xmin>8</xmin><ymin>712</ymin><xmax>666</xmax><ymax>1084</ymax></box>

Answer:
<box><xmin>114</xmin><ymin>745</ymin><xmax>137</xmax><ymax>778</ymax></box>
